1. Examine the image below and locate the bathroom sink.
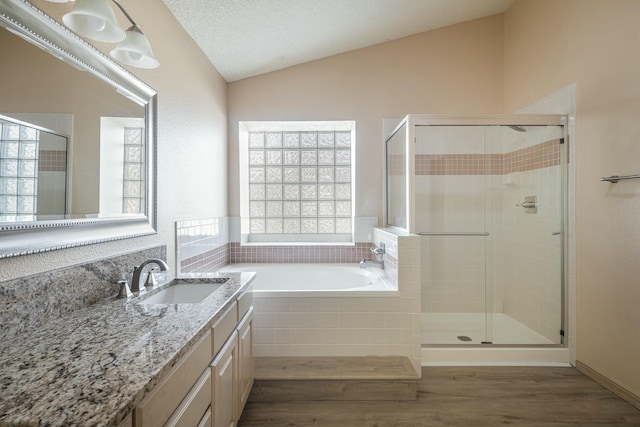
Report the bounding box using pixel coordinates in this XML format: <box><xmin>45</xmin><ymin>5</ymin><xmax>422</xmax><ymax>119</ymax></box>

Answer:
<box><xmin>139</xmin><ymin>278</ymin><xmax>228</xmax><ymax>305</ymax></box>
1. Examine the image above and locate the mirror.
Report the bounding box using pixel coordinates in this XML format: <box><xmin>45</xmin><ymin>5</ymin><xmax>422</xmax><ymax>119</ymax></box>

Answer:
<box><xmin>0</xmin><ymin>0</ymin><xmax>157</xmax><ymax>258</ymax></box>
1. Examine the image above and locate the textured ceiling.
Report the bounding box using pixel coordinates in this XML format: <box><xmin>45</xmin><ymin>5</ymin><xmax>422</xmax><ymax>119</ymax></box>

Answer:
<box><xmin>162</xmin><ymin>0</ymin><xmax>514</xmax><ymax>82</ymax></box>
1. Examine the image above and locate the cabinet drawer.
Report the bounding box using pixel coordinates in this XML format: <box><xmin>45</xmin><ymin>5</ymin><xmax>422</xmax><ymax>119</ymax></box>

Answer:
<box><xmin>165</xmin><ymin>369</ymin><xmax>211</xmax><ymax>427</ymax></box>
<box><xmin>237</xmin><ymin>288</ymin><xmax>253</xmax><ymax>321</ymax></box>
<box><xmin>212</xmin><ymin>301</ymin><xmax>237</xmax><ymax>356</ymax></box>
<box><xmin>135</xmin><ymin>331</ymin><xmax>212</xmax><ymax>426</ymax></box>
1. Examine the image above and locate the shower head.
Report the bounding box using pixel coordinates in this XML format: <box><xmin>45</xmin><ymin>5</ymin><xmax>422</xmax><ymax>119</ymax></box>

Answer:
<box><xmin>507</xmin><ymin>125</ymin><xmax>527</xmax><ymax>132</ymax></box>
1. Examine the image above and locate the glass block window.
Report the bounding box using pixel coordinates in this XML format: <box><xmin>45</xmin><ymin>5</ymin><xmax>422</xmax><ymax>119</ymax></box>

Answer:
<box><xmin>122</xmin><ymin>127</ymin><xmax>145</xmax><ymax>214</ymax></box>
<box><xmin>242</xmin><ymin>122</ymin><xmax>354</xmax><ymax>242</ymax></box>
<box><xmin>0</xmin><ymin>119</ymin><xmax>39</xmax><ymax>222</ymax></box>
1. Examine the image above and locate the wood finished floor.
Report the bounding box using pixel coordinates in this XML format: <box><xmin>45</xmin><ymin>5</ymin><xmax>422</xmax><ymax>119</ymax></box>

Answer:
<box><xmin>238</xmin><ymin>366</ymin><xmax>640</xmax><ymax>426</ymax></box>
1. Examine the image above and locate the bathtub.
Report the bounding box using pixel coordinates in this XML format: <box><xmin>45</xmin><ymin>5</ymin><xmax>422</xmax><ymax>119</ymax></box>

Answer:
<box><xmin>218</xmin><ymin>263</ymin><xmax>396</xmax><ymax>297</ymax></box>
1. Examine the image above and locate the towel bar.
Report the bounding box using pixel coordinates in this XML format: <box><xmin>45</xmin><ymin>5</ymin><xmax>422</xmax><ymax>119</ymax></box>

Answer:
<box><xmin>600</xmin><ymin>174</ymin><xmax>640</xmax><ymax>183</ymax></box>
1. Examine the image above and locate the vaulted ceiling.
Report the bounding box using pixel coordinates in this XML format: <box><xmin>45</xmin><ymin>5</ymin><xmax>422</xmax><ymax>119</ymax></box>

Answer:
<box><xmin>162</xmin><ymin>0</ymin><xmax>514</xmax><ymax>82</ymax></box>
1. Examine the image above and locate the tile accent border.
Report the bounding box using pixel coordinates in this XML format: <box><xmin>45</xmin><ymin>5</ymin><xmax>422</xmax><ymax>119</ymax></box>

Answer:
<box><xmin>179</xmin><ymin>242</ymin><xmax>373</xmax><ymax>273</ymax></box>
<box><xmin>413</xmin><ymin>139</ymin><xmax>562</xmax><ymax>175</ymax></box>
<box><xmin>38</xmin><ymin>150</ymin><xmax>67</xmax><ymax>171</ymax></box>
<box><xmin>229</xmin><ymin>242</ymin><xmax>371</xmax><ymax>264</ymax></box>
<box><xmin>181</xmin><ymin>244</ymin><xmax>230</xmax><ymax>273</ymax></box>
<box><xmin>389</xmin><ymin>138</ymin><xmax>564</xmax><ymax>176</ymax></box>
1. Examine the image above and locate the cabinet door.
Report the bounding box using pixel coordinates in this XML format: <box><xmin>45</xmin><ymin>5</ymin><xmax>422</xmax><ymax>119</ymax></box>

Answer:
<box><xmin>237</xmin><ymin>307</ymin><xmax>254</xmax><ymax>417</ymax></box>
<box><xmin>197</xmin><ymin>406</ymin><xmax>212</xmax><ymax>427</ymax></box>
<box><xmin>211</xmin><ymin>331</ymin><xmax>238</xmax><ymax>427</ymax></box>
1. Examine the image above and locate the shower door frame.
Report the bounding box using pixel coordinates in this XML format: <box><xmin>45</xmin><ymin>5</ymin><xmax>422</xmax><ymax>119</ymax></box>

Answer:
<box><xmin>384</xmin><ymin>114</ymin><xmax>569</xmax><ymax>347</ymax></box>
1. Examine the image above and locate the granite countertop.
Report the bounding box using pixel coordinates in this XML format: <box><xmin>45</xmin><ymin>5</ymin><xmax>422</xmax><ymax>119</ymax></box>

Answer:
<box><xmin>0</xmin><ymin>271</ymin><xmax>255</xmax><ymax>426</ymax></box>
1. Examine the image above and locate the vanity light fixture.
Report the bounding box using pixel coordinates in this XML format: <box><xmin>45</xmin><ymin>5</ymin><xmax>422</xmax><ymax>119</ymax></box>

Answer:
<box><xmin>110</xmin><ymin>24</ymin><xmax>160</xmax><ymax>69</ymax></box>
<box><xmin>44</xmin><ymin>0</ymin><xmax>159</xmax><ymax>69</ymax></box>
<box><xmin>61</xmin><ymin>0</ymin><xmax>125</xmax><ymax>43</ymax></box>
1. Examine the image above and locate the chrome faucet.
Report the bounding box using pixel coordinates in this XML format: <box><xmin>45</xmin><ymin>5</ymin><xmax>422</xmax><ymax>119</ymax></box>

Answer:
<box><xmin>131</xmin><ymin>258</ymin><xmax>169</xmax><ymax>292</ymax></box>
<box><xmin>359</xmin><ymin>242</ymin><xmax>385</xmax><ymax>270</ymax></box>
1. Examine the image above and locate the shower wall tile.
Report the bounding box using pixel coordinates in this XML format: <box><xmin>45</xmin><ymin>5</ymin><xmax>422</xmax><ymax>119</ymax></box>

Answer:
<box><xmin>414</xmin><ymin>175</ymin><xmax>486</xmax><ymax>233</ymax></box>
<box><xmin>414</xmin><ymin>126</ymin><xmax>487</xmax><ymax>155</ymax></box>
<box><xmin>501</xmin><ymin>163</ymin><xmax>564</xmax><ymax>342</ymax></box>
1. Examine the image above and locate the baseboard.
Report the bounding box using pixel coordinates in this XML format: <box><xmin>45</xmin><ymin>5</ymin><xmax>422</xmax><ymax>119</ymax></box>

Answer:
<box><xmin>576</xmin><ymin>360</ymin><xmax>640</xmax><ymax>410</ymax></box>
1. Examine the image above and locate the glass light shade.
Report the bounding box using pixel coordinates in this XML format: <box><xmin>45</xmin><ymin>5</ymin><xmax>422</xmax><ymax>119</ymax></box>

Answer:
<box><xmin>110</xmin><ymin>27</ymin><xmax>159</xmax><ymax>69</ymax></box>
<box><xmin>62</xmin><ymin>0</ymin><xmax>126</xmax><ymax>43</ymax></box>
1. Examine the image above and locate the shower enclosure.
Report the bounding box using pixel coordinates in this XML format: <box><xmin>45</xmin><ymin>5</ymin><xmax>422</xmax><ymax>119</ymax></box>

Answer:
<box><xmin>385</xmin><ymin>115</ymin><xmax>567</xmax><ymax>351</ymax></box>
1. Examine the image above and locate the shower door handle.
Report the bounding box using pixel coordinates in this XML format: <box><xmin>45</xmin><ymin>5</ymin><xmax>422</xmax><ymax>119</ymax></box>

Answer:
<box><xmin>516</xmin><ymin>196</ymin><xmax>537</xmax><ymax>213</ymax></box>
<box><xmin>516</xmin><ymin>201</ymin><xmax>536</xmax><ymax>208</ymax></box>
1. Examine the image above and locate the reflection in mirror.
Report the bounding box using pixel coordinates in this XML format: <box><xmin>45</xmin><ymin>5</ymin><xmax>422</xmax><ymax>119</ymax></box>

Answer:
<box><xmin>99</xmin><ymin>117</ymin><xmax>146</xmax><ymax>217</ymax></box>
<box><xmin>0</xmin><ymin>22</ymin><xmax>146</xmax><ymax>223</ymax></box>
<box><xmin>0</xmin><ymin>114</ymin><xmax>69</xmax><ymax>222</ymax></box>
<box><xmin>0</xmin><ymin>0</ymin><xmax>157</xmax><ymax>259</ymax></box>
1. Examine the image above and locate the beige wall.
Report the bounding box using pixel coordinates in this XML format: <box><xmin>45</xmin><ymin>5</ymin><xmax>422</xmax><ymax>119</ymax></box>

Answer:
<box><xmin>0</xmin><ymin>0</ymin><xmax>228</xmax><ymax>281</ymax></box>
<box><xmin>505</xmin><ymin>0</ymin><xmax>640</xmax><ymax>398</ymax></box>
<box><xmin>228</xmin><ymin>15</ymin><xmax>505</xmax><ymax>218</ymax></box>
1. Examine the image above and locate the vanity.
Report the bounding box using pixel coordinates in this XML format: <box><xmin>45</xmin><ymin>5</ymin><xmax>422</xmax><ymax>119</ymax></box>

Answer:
<box><xmin>132</xmin><ymin>278</ymin><xmax>255</xmax><ymax>427</ymax></box>
<box><xmin>0</xmin><ymin>272</ymin><xmax>255</xmax><ymax>426</ymax></box>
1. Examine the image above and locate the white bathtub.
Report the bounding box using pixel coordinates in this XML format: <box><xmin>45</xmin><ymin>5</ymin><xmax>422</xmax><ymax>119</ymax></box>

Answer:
<box><xmin>218</xmin><ymin>263</ymin><xmax>396</xmax><ymax>297</ymax></box>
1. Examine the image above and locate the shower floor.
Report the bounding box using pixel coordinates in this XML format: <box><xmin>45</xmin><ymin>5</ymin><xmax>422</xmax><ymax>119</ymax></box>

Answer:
<box><xmin>421</xmin><ymin>313</ymin><xmax>555</xmax><ymax>345</ymax></box>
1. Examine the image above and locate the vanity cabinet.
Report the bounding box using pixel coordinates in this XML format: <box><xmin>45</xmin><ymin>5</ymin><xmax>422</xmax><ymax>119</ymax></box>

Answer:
<box><xmin>210</xmin><ymin>292</ymin><xmax>254</xmax><ymax>427</ymax></box>
<box><xmin>133</xmin><ymin>287</ymin><xmax>254</xmax><ymax>427</ymax></box>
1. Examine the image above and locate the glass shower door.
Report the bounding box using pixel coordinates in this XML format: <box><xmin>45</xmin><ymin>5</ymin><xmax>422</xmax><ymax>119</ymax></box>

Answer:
<box><xmin>490</xmin><ymin>124</ymin><xmax>566</xmax><ymax>345</ymax></box>
<box><xmin>416</xmin><ymin>122</ymin><xmax>566</xmax><ymax>346</ymax></box>
<box><xmin>416</xmin><ymin>125</ymin><xmax>494</xmax><ymax>345</ymax></box>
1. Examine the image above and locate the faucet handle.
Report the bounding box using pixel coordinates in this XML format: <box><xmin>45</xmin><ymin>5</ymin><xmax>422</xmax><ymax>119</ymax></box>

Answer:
<box><xmin>144</xmin><ymin>268</ymin><xmax>158</xmax><ymax>289</ymax></box>
<box><xmin>116</xmin><ymin>280</ymin><xmax>133</xmax><ymax>299</ymax></box>
<box><xmin>370</xmin><ymin>246</ymin><xmax>385</xmax><ymax>256</ymax></box>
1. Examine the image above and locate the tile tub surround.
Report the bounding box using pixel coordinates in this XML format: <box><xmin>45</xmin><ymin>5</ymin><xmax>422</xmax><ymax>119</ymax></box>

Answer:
<box><xmin>0</xmin><ymin>272</ymin><xmax>255</xmax><ymax>426</ymax></box>
<box><xmin>251</xmin><ymin>228</ymin><xmax>423</xmax><ymax>375</ymax></box>
<box><xmin>0</xmin><ymin>246</ymin><xmax>165</xmax><ymax>340</ymax></box>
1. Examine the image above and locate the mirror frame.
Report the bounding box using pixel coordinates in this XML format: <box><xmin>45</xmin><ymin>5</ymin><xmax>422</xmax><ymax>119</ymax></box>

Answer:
<box><xmin>0</xmin><ymin>0</ymin><xmax>157</xmax><ymax>259</ymax></box>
